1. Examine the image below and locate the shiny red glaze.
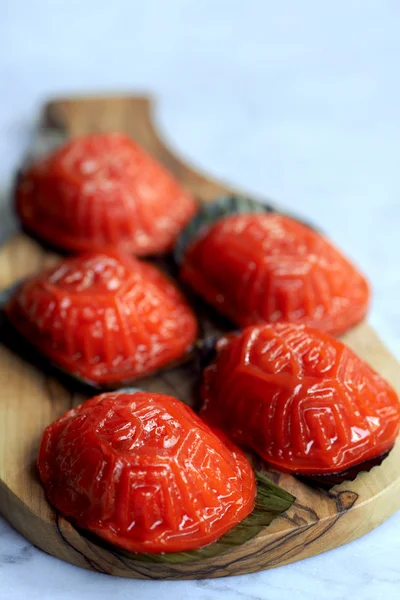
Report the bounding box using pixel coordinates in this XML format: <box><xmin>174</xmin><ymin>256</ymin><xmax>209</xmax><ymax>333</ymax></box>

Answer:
<box><xmin>16</xmin><ymin>133</ymin><xmax>197</xmax><ymax>256</ymax></box>
<box><xmin>5</xmin><ymin>250</ymin><xmax>197</xmax><ymax>384</ymax></box>
<box><xmin>181</xmin><ymin>213</ymin><xmax>370</xmax><ymax>335</ymax></box>
<box><xmin>38</xmin><ymin>391</ymin><xmax>256</xmax><ymax>553</ymax></box>
<box><xmin>201</xmin><ymin>324</ymin><xmax>400</xmax><ymax>474</ymax></box>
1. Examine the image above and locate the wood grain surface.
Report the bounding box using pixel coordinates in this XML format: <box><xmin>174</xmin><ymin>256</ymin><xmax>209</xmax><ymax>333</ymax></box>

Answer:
<box><xmin>0</xmin><ymin>95</ymin><xmax>400</xmax><ymax>579</ymax></box>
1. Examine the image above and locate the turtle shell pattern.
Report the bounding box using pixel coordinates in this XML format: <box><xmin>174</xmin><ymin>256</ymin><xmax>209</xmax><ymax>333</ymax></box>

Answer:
<box><xmin>5</xmin><ymin>250</ymin><xmax>197</xmax><ymax>384</ymax></box>
<box><xmin>38</xmin><ymin>391</ymin><xmax>256</xmax><ymax>553</ymax></box>
<box><xmin>180</xmin><ymin>213</ymin><xmax>370</xmax><ymax>335</ymax></box>
<box><xmin>16</xmin><ymin>133</ymin><xmax>198</xmax><ymax>256</ymax></box>
<box><xmin>201</xmin><ymin>323</ymin><xmax>400</xmax><ymax>474</ymax></box>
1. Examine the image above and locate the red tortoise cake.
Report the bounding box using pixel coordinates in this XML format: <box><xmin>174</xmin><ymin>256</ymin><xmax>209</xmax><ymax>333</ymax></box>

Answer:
<box><xmin>38</xmin><ymin>391</ymin><xmax>256</xmax><ymax>553</ymax></box>
<box><xmin>181</xmin><ymin>212</ymin><xmax>369</xmax><ymax>336</ymax></box>
<box><xmin>5</xmin><ymin>250</ymin><xmax>197</xmax><ymax>385</ymax></box>
<box><xmin>16</xmin><ymin>133</ymin><xmax>197</xmax><ymax>256</ymax></box>
<box><xmin>201</xmin><ymin>323</ymin><xmax>400</xmax><ymax>475</ymax></box>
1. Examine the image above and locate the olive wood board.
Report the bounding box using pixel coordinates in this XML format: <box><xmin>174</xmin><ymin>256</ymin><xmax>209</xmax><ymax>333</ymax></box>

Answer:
<box><xmin>0</xmin><ymin>95</ymin><xmax>400</xmax><ymax>580</ymax></box>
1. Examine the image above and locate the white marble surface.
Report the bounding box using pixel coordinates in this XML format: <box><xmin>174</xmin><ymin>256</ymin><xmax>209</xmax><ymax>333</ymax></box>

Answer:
<box><xmin>1</xmin><ymin>1</ymin><xmax>400</xmax><ymax>598</ymax></box>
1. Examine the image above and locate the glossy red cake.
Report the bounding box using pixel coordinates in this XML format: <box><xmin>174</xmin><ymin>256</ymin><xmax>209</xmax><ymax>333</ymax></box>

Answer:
<box><xmin>38</xmin><ymin>391</ymin><xmax>256</xmax><ymax>553</ymax></box>
<box><xmin>16</xmin><ymin>133</ymin><xmax>197</xmax><ymax>255</ymax></box>
<box><xmin>201</xmin><ymin>323</ymin><xmax>400</xmax><ymax>474</ymax></box>
<box><xmin>181</xmin><ymin>213</ymin><xmax>370</xmax><ymax>335</ymax></box>
<box><xmin>5</xmin><ymin>250</ymin><xmax>197</xmax><ymax>385</ymax></box>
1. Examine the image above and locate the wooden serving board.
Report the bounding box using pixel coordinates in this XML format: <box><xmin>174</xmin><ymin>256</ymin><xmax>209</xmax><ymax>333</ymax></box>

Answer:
<box><xmin>1</xmin><ymin>95</ymin><xmax>400</xmax><ymax>580</ymax></box>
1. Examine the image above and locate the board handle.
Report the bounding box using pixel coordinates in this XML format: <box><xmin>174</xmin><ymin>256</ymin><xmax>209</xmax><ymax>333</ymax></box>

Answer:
<box><xmin>44</xmin><ymin>95</ymin><xmax>234</xmax><ymax>203</ymax></box>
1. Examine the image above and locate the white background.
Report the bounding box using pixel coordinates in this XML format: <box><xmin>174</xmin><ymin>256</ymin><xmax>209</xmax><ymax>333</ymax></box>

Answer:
<box><xmin>1</xmin><ymin>1</ymin><xmax>400</xmax><ymax>598</ymax></box>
